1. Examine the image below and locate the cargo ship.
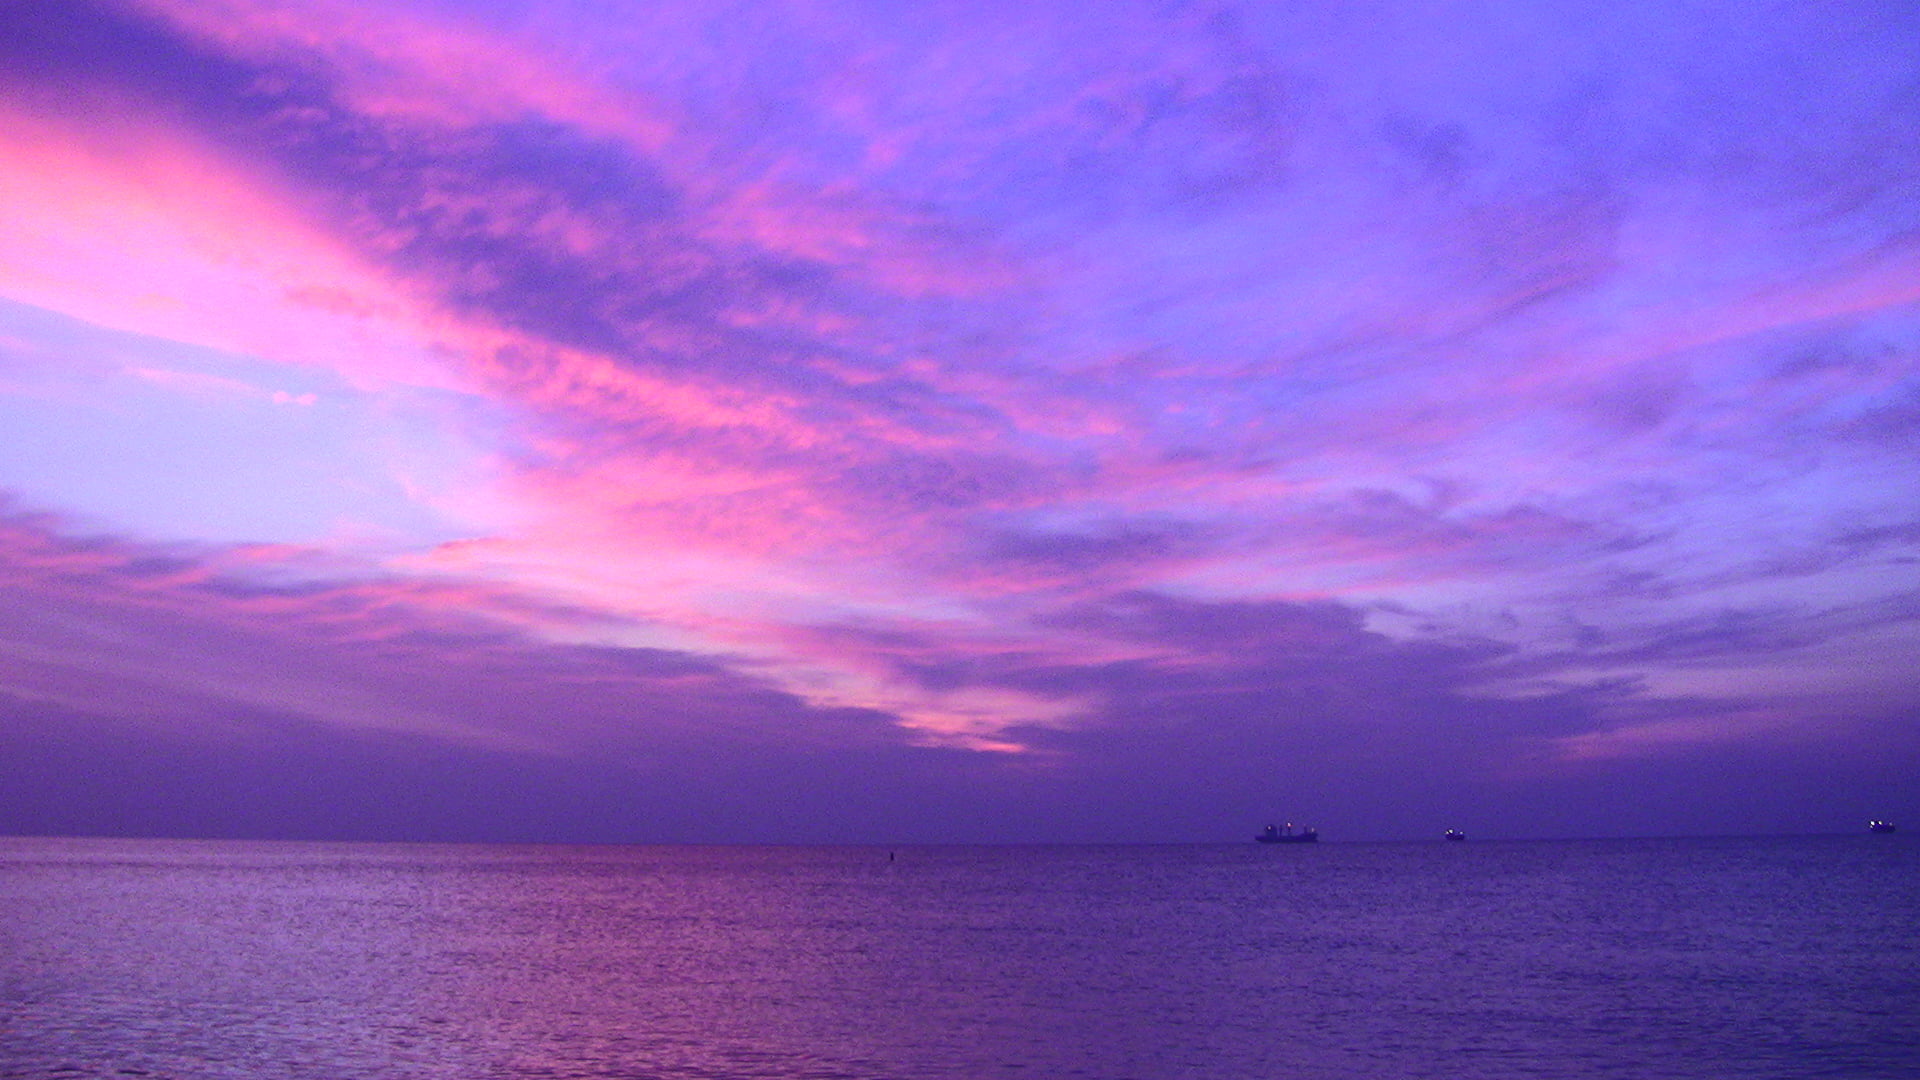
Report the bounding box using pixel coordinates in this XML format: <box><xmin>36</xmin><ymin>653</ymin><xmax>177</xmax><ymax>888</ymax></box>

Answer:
<box><xmin>1256</xmin><ymin>822</ymin><xmax>1318</xmax><ymax>844</ymax></box>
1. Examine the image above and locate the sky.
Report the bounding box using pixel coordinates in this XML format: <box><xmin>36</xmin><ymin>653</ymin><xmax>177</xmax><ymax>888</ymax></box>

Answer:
<box><xmin>1</xmin><ymin>0</ymin><xmax>1916</xmax><ymax>843</ymax></box>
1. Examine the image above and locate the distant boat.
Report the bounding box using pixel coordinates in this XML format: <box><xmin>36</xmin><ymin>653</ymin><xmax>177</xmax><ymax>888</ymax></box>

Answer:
<box><xmin>1868</xmin><ymin>820</ymin><xmax>1897</xmax><ymax>834</ymax></box>
<box><xmin>1444</xmin><ymin>829</ymin><xmax>1467</xmax><ymax>842</ymax></box>
<box><xmin>1256</xmin><ymin>823</ymin><xmax>1318</xmax><ymax>844</ymax></box>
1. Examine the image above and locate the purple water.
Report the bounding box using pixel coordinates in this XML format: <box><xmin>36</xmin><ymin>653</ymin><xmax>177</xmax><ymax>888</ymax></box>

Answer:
<box><xmin>3</xmin><ymin>835</ymin><xmax>1916</xmax><ymax>1079</ymax></box>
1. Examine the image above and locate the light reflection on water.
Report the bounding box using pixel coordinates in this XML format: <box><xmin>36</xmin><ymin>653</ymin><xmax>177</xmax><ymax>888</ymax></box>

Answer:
<box><xmin>2</xmin><ymin>837</ymin><xmax>1916</xmax><ymax>1079</ymax></box>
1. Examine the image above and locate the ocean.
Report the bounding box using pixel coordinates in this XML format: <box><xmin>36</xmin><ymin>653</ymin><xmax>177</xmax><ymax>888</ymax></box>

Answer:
<box><xmin>1</xmin><ymin>835</ymin><xmax>1915</xmax><ymax>1079</ymax></box>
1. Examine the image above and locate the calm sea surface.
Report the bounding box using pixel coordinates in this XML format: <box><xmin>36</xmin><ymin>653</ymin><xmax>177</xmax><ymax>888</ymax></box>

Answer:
<box><xmin>2</xmin><ymin>835</ymin><xmax>1915</xmax><ymax>1079</ymax></box>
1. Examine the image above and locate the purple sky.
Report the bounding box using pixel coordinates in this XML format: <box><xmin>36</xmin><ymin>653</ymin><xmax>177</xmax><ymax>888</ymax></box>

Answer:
<box><xmin>2</xmin><ymin>0</ymin><xmax>1916</xmax><ymax>842</ymax></box>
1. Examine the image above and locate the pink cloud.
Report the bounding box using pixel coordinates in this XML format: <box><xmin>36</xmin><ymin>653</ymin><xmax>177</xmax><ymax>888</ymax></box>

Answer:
<box><xmin>0</xmin><ymin>102</ymin><xmax>466</xmax><ymax>394</ymax></box>
<box><xmin>134</xmin><ymin>0</ymin><xmax>673</xmax><ymax>150</ymax></box>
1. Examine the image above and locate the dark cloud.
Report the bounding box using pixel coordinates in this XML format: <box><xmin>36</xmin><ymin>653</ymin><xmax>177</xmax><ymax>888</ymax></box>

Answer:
<box><xmin>834</xmin><ymin>449</ymin><xmax>1055</xmax><ymax>514</ymax></box>
<box><xmin>965</xmin><ymin>516</ymin><xmax>1222</xmax><ymax>582</ymax></box>
<box><xmin>3</xmin><ymin>506</ymin><xmax>1917</xmax><ymax>841</ymax></box>
<box><xmin>1841</xmin><ymin>384</ymin><xmax>1920</xmax><ymax>445</ymax></box>
<box><xmin>0</xmin><ymin>691</ymin><xmax>1012</xmax><ymax>843</ymax></box>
